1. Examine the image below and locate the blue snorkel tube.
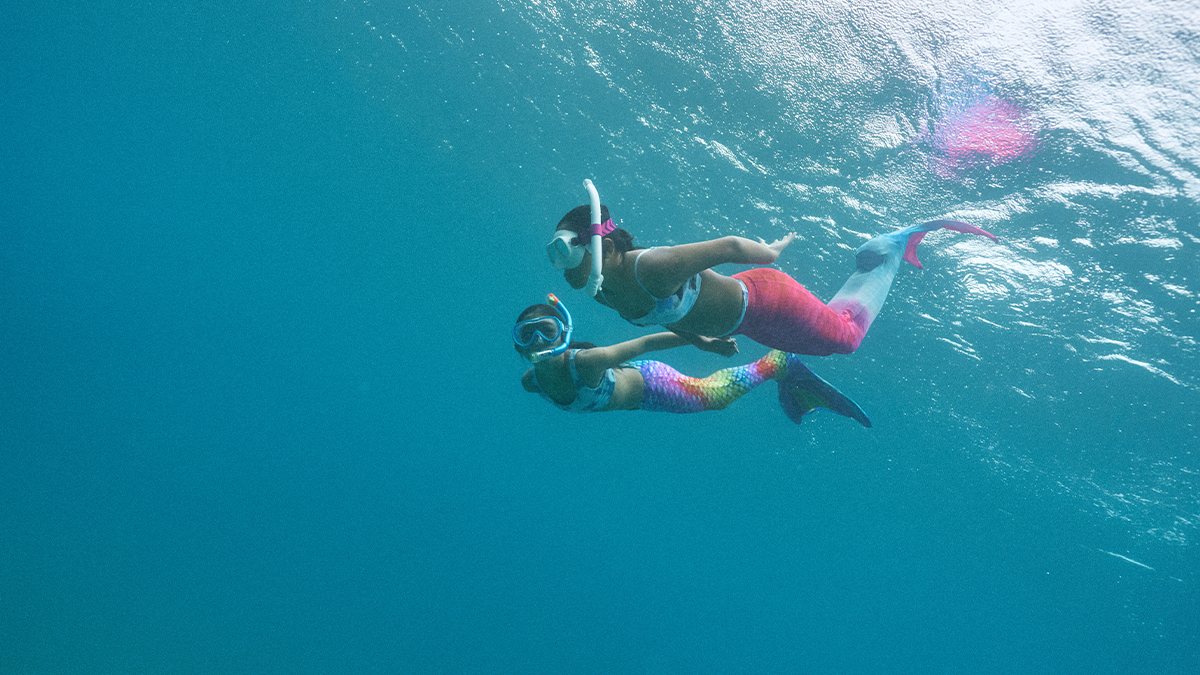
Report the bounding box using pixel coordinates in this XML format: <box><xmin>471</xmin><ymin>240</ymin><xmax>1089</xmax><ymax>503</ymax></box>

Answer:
<box><xmin>582</xmin><ymin>179</ymin><xmax>604</xmax><ymax>297</ymax></box>
<box><xmin>528</xmin><ymin>293</ymin><xmax>573</xmax><ymax>363</ymax></box>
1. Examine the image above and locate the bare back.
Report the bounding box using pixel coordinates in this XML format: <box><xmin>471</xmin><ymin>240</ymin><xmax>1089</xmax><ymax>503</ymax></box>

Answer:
<box><xmin>597</xmin><ymin>241</ymin><xmax>764</xmax><ymax>337</ymax></box>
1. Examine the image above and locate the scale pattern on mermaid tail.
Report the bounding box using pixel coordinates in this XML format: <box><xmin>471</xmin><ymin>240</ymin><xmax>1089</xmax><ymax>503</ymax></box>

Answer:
<box><xmin>629</xmin><ymin>350</ymin><xmax>787</xmax><ymax>414</ymax></box>
<box><xmin>629</xmin><ymin>351</ymin><xmax>869</xmax><ymax>426</ymax></box>
<box><xmin>776</xmin><ymin>354</ymin><xmax>871</xmax><ymax>427</ymax></box>
<box><xmin>733</xmin><ymin>220</ymin><xmax>999</xmax><ymax>357</ymax></box>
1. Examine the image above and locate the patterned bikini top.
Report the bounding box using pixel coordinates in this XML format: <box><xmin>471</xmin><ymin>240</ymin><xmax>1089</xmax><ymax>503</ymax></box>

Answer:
<box><xmin>618</xmin><ymin>248</ymin><xmax>703</xmax><ymax>327</ymax></box>
<box><xmin>528</xmin><ymin>350</ymin><xmax>617</xmax><ymax>414</ymax></box>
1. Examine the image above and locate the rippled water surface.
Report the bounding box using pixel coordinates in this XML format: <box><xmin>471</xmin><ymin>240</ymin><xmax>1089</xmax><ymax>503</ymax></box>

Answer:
<box><xmin>397</xmin><ymin>0</ymin><xmax>1200</xmax><ymax>544</ymax></box>
<box><xmin>3</xmin><ymin>1</ymin><xmax>1198</xmax><ymax>673</ymax></box>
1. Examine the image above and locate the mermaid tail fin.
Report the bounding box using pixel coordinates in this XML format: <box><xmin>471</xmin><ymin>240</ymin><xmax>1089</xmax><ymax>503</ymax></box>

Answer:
<box><xmin>830</xmin><ymin>218</ymin><xmax>998</xmax><ymax>333</ymax></box>
<box><xmin>777</xmin><ymin>355</ymin><xmax>871</xmax><ymax>427</ymax></box>
<box><xmin>890</xmin><ymin>219</ymin><xmax>1000</xmax><ymax>269</ymax></box>
<box><xmin>827</xmin><ymin>219</ymin><xmax>999</xmax><ymax>339</ymax></box>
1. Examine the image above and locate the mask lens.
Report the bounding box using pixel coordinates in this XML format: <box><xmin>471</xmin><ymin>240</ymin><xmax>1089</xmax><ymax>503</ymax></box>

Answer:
<box><xmin>547</xmin><ymin>231</ymin><xmax>583</xmax><ymax>270</ymax></box>
<box><xmin>548</xmin><ymin>239</ymin><xmax>568</xmax><ymax>267</ymax></box>
<box><xmin>513</xmin><ymin>317</ymin><xmax>562</xmax><ymax>347</ymax></box>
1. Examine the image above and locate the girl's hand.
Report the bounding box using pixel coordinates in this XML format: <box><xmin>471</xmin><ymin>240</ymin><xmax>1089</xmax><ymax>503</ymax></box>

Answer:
<box><xmin>694</xmin><ymin>335</ymin><xmax>739</xmax><ymax>357</ymax></box>
<box><xmin>758</xmin><ymin>232</ymin><xmax>796</xmax><ymax>257</ymax></box>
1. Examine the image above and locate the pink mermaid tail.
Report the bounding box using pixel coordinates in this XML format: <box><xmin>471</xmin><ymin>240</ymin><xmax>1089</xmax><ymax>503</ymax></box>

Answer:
<box><xmin>731</xmin><ymin>220</ymin><xmax>999</xmax><ymax>357</ymax></box>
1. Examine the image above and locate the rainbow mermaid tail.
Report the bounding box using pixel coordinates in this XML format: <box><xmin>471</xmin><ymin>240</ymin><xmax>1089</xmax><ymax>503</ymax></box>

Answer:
<box><xmin>631</xmin><ymin>351</ymin><xmax>868</xmax><ymax>426</ymax></box>
<box><xmin>777</xmin><ymin>354</ymin><xmax>871</xmax><ymax>427</ymax></box>
<box><xmin>631</xmin><ymin>350</ymin><xmax>787</xmax><ymax>414</ymax></box>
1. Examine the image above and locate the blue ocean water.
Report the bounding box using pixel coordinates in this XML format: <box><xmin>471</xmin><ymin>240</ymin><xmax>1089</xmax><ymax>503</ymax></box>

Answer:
<box><xmin>3</xmin><ymin>0</ymin><xmax>1198</xmax><ymax>672</ymax></box>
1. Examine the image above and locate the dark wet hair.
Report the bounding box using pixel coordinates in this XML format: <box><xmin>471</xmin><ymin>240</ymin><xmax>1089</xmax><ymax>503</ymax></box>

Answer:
<box><xmin>556</xmin><ymin>204</ymin><xmax>640</xmax><ymax>253</ymax></box>
<box><xmin>514</xmin><ymin>303</ymin><xmax>595</xmax><ymax>353</ymax></box>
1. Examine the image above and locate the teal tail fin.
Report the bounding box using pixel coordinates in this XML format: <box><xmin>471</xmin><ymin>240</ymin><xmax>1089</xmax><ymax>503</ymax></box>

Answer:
<box><xmin>777</xmin><ymin>356</ymin><xmax>871</xmax><ymax>427</ymax></box>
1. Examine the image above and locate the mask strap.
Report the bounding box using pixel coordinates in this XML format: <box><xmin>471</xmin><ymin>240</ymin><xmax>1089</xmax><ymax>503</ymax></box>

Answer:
<box><xmin>589</xmin><ymin>218</ymin><xmax>616</xmax><ymax>238</ymax></box>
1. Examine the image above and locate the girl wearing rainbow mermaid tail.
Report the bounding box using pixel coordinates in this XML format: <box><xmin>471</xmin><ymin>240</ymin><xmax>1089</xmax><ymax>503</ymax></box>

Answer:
<box><xmin>548</xmin><ymin>180</ymin><xmax>999</xmax><ymax>356</ymax></box>
<box><xmin>513</xmin><ymin>294</ymin><xmax>870</xmax><ymax>426</ymax></box>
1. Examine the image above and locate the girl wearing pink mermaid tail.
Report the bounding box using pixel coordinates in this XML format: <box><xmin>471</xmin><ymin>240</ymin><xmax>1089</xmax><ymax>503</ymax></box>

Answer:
<box><xmin>513</xmin><ymin>294</ymin><xmax>870</xmax><ymax>426</ymax></box>
<box><xmin>548</xmin><ymin>180</ymin><xmax>999</xmax><ymax>357</ymax></box>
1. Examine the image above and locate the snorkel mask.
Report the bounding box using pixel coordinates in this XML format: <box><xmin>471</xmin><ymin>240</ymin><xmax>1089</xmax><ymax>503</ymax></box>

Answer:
<box><xmin>513</xmin><ymin>293</ymin><xmax>574</xmax><ymax>363</ymax></box>
<box><xmin>547</xmin><ymin>179</ymin><xmax>615</xmax><ymax>297</ymax></box>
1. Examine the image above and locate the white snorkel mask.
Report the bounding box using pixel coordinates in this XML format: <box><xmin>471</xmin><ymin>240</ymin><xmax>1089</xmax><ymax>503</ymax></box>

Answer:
<box><xmin>547</xmin><ymin>179</ymin><xmax>616</xmax><ymax>297</ymax></box>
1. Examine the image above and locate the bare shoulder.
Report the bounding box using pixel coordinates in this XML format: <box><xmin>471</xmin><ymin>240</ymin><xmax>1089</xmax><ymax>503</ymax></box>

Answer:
<box><xmin>571</xmin><ymin>347</ymin><xmax>616</xmax><ymax>388</ymax></box>
<box><xmin>635</xmin><ymin>238</ymin><xmax>741</xmax><ymax>296</ymax></box>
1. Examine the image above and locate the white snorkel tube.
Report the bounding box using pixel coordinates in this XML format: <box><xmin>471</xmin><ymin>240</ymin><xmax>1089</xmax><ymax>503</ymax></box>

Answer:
<box><xmin>547</xmin><ymin>179</ymin><xmax>616</xmax><ymax>297</ymax></box>
<box><xmin>582</xmin><ymin>179</ymin><xmax>605</xmax><ymax>297</ymax></box>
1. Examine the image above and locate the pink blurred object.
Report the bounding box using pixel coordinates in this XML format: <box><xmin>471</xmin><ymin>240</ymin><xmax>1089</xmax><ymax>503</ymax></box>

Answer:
<box><xmin>919</xmin><ymin>93</ymin><xmax>1038</xmax><ymax>180</ymax></box>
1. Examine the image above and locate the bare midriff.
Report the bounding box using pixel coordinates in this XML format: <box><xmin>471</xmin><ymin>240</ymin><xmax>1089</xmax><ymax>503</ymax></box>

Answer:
<box><xmin>655</xmin><ymin>270</ymin><xmax>746</xmax><ymax>336</ymax></box>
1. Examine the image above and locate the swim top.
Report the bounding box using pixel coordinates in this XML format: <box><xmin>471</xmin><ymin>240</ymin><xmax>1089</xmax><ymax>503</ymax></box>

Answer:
<box><xmin>529</xmin><ymin>349</ymin><xmax>618</xmax><ymax>413</ymax></box>
<box><xmin>622</xmin><ymin>248</ymin><xmax>702</xmax><ymax>327</ymax></box>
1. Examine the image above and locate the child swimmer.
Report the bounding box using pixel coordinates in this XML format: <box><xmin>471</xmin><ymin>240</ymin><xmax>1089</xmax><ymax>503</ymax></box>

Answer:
<box><xmin>513</xmin><ymin>294</ymin><xmax>869</xmax><ymax>426</ymax></box>
<box><xmin>548</xmin><ymin>182</ymin><xmax>999</xmax><ymax>356</ymax></box>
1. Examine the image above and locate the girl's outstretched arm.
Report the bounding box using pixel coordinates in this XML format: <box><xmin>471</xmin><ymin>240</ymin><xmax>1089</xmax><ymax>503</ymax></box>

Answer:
<box><xmin>636</xmin><ymin>233</ymin><xmax>796</xmax><ymax>297</ymax></box>
<box><xmin>572</xmin><ymin>332</ymin><xmax>692</xmax><ymax>386</ymax></box>
<box><xmin>672</xmin><ymin>330</ymin><xmax>739</xmax><ymax>357</ymax></box>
